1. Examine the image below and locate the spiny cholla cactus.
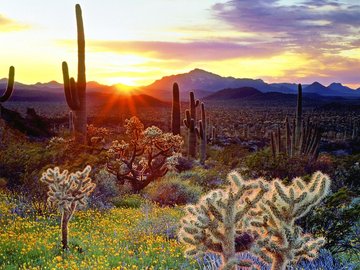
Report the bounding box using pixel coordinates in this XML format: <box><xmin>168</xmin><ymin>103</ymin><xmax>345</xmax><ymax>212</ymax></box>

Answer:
<box><xmin>41</xmin><ymin>166</ymin><xmax>95</xmax><ymax>249</ymax></box>
<box><xmin>178</xmin><ymin>171</ymin><xmax>268</xmax><ymax>270</ymax></box>
<box><xmin>250</xmin><ymin>171</ymin><xmax>331</xmax><ymax>270</ymax></box>
<box><xmin>107</xmin><ymin>116</ymin><xmax>183</xmax><ymax>192</ymax></box>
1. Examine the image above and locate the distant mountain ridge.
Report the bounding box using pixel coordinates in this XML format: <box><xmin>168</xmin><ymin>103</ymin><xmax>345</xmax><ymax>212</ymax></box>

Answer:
<box><xmin>143</xmin><ymin>69</ymin><xmax>360</xmax><ymax>100</ymax></box>
<box><xmin>1</xmin><ymin>68</ymin><xmax>359</xmax><ymax>102</ymax></box>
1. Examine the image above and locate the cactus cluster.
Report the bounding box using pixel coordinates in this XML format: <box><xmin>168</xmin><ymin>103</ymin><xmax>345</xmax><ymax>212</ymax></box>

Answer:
<box><xmin>62</xmin><ymin>4</ymin><xmax>87</xmax><ymax>144</ymax></box>
<box><xmin>41</xmin><ymin>165</ymin><xmax>95</xmax><ymax>249</ymax></box>
<box><xmin>179</xmin><ymin>171</ymin><xmax>331</xmax><ymax>270</ymax></box>
<box><xmin>180</xmin><ymin>89</ymin><xmax>215</xmax><ymax>161</ymax></box>
<box><xmin>271</xmin><ymin>84</ymin><xmax>322</xmax><ymax>160</ymax></box>
<box><xmin>179</xmin><ymin>171</ymin><xmax>268</xmax><ymax>270</ymax></box>
<box><xmin>251</xmin><ymin>171</ymin><xmax>331</xmax><ymax>270</ymax></box>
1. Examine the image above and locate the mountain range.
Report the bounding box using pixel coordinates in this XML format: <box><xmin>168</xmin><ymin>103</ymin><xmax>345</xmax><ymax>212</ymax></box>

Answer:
<box><xmin>1</xmin><ymin>68</ymin><xmax>359</xmax><ymax>103</ymax></box>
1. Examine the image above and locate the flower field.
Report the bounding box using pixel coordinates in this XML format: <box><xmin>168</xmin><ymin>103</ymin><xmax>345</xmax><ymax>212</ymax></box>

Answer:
<box><xmin>0</xmin><ymin>192</ymin><xmax>198</xmax><ymax>270</ymax></box>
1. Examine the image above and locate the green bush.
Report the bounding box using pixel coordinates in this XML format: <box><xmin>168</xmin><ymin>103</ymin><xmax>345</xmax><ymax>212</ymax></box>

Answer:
<box><xmin>178</xmin><ymin>167</ymin><xmax>226</xmax><ymax>191</ymax></box>
<box><xmin>111</xmin><ymin>194</ymin><xmax>145</xmax><ymax>208</ymax></box>
<box><xmin>144</xmin><ymin>175</ymin><xmax>202</xmax><ymax>206</ymax></box>
<box><xmin>299</xmin><ymin>187</ymin><xmax>360</xmax><ymax>256</ymax></box>
<box><xmin>244</xmin><ymin>149</ymin><xmax>333</xmax><ymax>181</ymax></box>
<box><xmin>208</xmin><ymin>144</ymin><xmax>250</xmax><ymax>168</ymax></box>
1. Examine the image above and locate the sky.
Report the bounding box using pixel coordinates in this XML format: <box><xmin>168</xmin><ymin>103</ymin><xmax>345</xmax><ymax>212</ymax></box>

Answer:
<box><xmin>0</xmin><ymin>0</ymin><xmax>359</xmax><ymax>88</ymax></box>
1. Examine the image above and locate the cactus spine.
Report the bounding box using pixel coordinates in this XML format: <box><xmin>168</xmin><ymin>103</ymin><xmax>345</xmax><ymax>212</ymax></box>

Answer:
<box><xmin>62</xmin><ymin>4</ymin><xmax>87</xmax><ymax>144</ymax></box>
<box><xmin>41</xmin><ymin>165</ymin><xmax>95</xmax><ymax>249</ymax></box>
<box><xmin>171</xmin><ymin>83</ymin><xmax>181</xmax><ymax>135</ymax></box>
<box><xmin>195</xmin><ymin>103</ymin><xmax>207</xmax><ymax>164</ymax></box>
<box><xmin>179</xmin><ymin>171</ymin><xmax>268</xmax><ymax>270</ymax></box>
<box><xmin>250</xmin><ymin>171</ymin><xmax>331</xmax><ymax>270</ymax></box>
<box><xmin>0</xmin><ymin>66</ymin><xmax>15</xmax><ymax>117</ymax></box>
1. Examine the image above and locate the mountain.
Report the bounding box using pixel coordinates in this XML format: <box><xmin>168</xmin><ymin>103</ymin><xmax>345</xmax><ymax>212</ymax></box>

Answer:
<box><xmin>143</xmin><ymin>69</ymin><xmax>360</xmax><ymax>100</ymax></box>
<box><xmin>143</xmin><ymin>68</ymin><xmax>284</xmax><ymax>100</ymax></box>
<box><xmin>303</xmin><ymin>82</ymin><xmax>331</xmax><ymax>95</ymax></box>
<box><xmin>327</xmin><ymin>83</ymin><xmax>360</xmax><ymax>97</ymax></box>
<box><xmin>1</xmin><ymin>69</ymin><xmax>360</xmax><ymax>103</ymax></box>
<box><xmin>204</xmin><ymin>87</ymin><xmax>261</xmax><ymax>100</ymax></box>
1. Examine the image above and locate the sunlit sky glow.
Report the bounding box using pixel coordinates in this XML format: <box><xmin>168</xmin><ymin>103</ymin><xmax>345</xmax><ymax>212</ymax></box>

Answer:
<box><xmin>0</xmin><ymin>0</ymin><xmax>359</xmax><ymax>88</ymax></box>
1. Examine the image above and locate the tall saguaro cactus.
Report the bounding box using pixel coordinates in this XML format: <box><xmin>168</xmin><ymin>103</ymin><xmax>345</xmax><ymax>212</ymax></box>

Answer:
<box><xmin>0</xmin><ymin>66</ymin><xmax>15</xmax><ymax>104</ymax></box>
<box><xmin>62</xmin><ymin>4</ymin><xmax>87</xmax><ymax>144</ymax></box>
<box><xmin>295</xmin><ymin>84</ymin><xmax>302</xmax><ymax>147</ymax></box>
<box><xmin>0</xmin><ymin>66</ymin><xmax>15</xmax><ymax>119</ymax></box>
<box><xmin>184</xmin><ymin>110</ymin><xmax>196</xmax><ymax>158</ymax></box>
<box><xmin>189</xmin><ymin>91</ymin><xmax>199</xmax><ymax>122</ymax></box>
<box><xmin>171</xmin><ymin>83</ymin><xmax>181</xmax><ymax>135</ymax></box>
<box><xmin>196</xmin><ymin>103</ymin><xmax>207</xmax><ymax>164</ymax></box>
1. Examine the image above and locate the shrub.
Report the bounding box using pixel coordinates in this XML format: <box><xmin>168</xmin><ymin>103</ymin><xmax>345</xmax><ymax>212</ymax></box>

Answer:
<box><xmin>208</xmin><ymin>144</ymin><xmax>250</xmax><ymax>169</ymax></box>
<box><xmin>178</xmin><ymin>167</ymin><xmax>226</xmax><ymax>191</ymax></box>
<box><xmin>333</xmin><ymin>154</ymin><xmax>360</xmax><ymax>192</ymax></box>
<box><xmin>299</xmin><ymin>187</ymin><xmax>360</xmax><ymax>256</ymax></box>
<box><xmin>107</xmin><ymin>116</ymin><xmax>183</xmax><ymax>192</ymax></box>
<box><xmin>144</xmin><ymin>175</ymin><xmax>201</xmax><ymax>206</ymax></box>
<box><xmin>111</xmin><ymin>194</ymin><xmax>145</xmax><ymax>208</ymax></box>
<box><xmin>244</xmin><ymin>149</ymin><xmax>334</xmax><ymax>181</ymax></box>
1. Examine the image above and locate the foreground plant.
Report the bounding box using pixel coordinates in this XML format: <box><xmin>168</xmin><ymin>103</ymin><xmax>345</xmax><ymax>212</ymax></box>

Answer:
<box><xmin>41</xmin><ymin>165</ymin><xmax>95</xmax><ymax>249</ymax></box>
<box><xmin>107</xmin><ymin>116</ymin><xmax>183</xmax><ymax>192</ymax></box>
<box><xmin>179</xmin><ymin>171</ymin><xmax>331</xmax><ymax>270</ymax></box>
<box><xmin>178</xmin><ymin>171</ymin><xmax>268</xmax><ymax>270</ymax></box>
<box><xmin>250</xmin><ymin>171</ymin><xmax>331</xmax><ymax>270</ymax></box>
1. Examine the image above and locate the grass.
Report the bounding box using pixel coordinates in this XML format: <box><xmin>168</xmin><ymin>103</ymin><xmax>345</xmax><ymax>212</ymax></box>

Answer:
<box><xmin>0</xmin><ymin>192</ymin><xmax>198</xmax><ymax>270</ymax></box>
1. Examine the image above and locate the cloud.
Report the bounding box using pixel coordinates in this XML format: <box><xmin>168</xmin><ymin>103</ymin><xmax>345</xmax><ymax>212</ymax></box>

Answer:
<box><xmin>0</xmin><ymin>14</ymin><xmax>29</xmax><ymax>32</ymax></box>
<box><xmin>87</xmin><ymin>40</ymin><xmax>283</xmax><ymax>61</ymax></box>
<box><xmin>212</xmin><ymin>0</ymin><xmax>360</xmax><ymax>53</ymax></box>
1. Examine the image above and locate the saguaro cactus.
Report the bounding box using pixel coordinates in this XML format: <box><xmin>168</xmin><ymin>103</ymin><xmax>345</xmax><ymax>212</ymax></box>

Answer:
<box><xmin>189</xmin><ymin>91</ymin><xmax>200</xmax><ymax>122</ymax></box>
<box><xmin>171</xmin><ymin>82</ymin><xmax>181</xmax><ymax>135</ymax></box>
<box><xmin>41</xmin><ymin>165</ymin><xmax>95</xmax><ymax>249</ymax></box>
<box><xmin>62</xmin><ymin>4</ymin><xmax>87</xmax><ymax>144</ymax></box>
<box><xmin>295</xmin><ymin>84</ymin><xmax>302</xmax><ymax>148</ymax></box>
<box><xmin>184</xmin><ymin>110</ymin><xmax>196</xmax><ymax>158</ymax></box>
<box><xmin>183</xmin><ymin>92</ymin><xmax>199</xmax><ymax>158</ymax></box>
<box><xmin>179</xmin><ymin>171</ymin><xmax>268</xmax><ymax>270</ymax></box>
<box><xmin>250</xmin><ymin>171</ymin><xmax>331</xmax><ymax>270</ymax></box>
<box><xmin>0</xmin><ymin>66</ymin><xmax>15</xmax><ymax>103</ymax></box>
<box><xmin>270</xmin><ymin>84</ymin><xmax>322</xmax><ymax>161</ymax></box>
<box><xmin>195</xmin><ymin>103</ymin><xmax>207</xmax><ymax>164</ymax></box>
<box><xmin>0</xmin><ymin>66</ymin><xmax>15</xmax><ymax>118</ymax></box>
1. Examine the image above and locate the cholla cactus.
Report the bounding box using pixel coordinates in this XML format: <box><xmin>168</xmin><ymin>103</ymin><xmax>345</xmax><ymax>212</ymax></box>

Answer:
<box><xmin>178</xmin><ymin>171</ymin><xmax>268</xmax><ymax>270</ymax></box>
<box><xmin>41</xmin><ymin>165</ymin><xmax>95</xmax><ymax>249</ymax></box>
<box><xmin>107</xmin><ymin>116</ymin><xmax>183</xmax><ymax>192</ymax></box>
<box><xmin>250</xmin><ymin>171</ymin><xmax>331</xmax><ymax>270</ymax></box>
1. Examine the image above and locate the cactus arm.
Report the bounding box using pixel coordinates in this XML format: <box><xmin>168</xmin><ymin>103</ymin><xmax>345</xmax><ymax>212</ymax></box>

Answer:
<box><xmin>0</xmin><ymin>66</ymin><xmax>15</xmax><ymax>103</ymax></box>
<box><xmin>62</xmin><ymin>62</ymin><xmax>80</xmax><ymax>110</ymax></box>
